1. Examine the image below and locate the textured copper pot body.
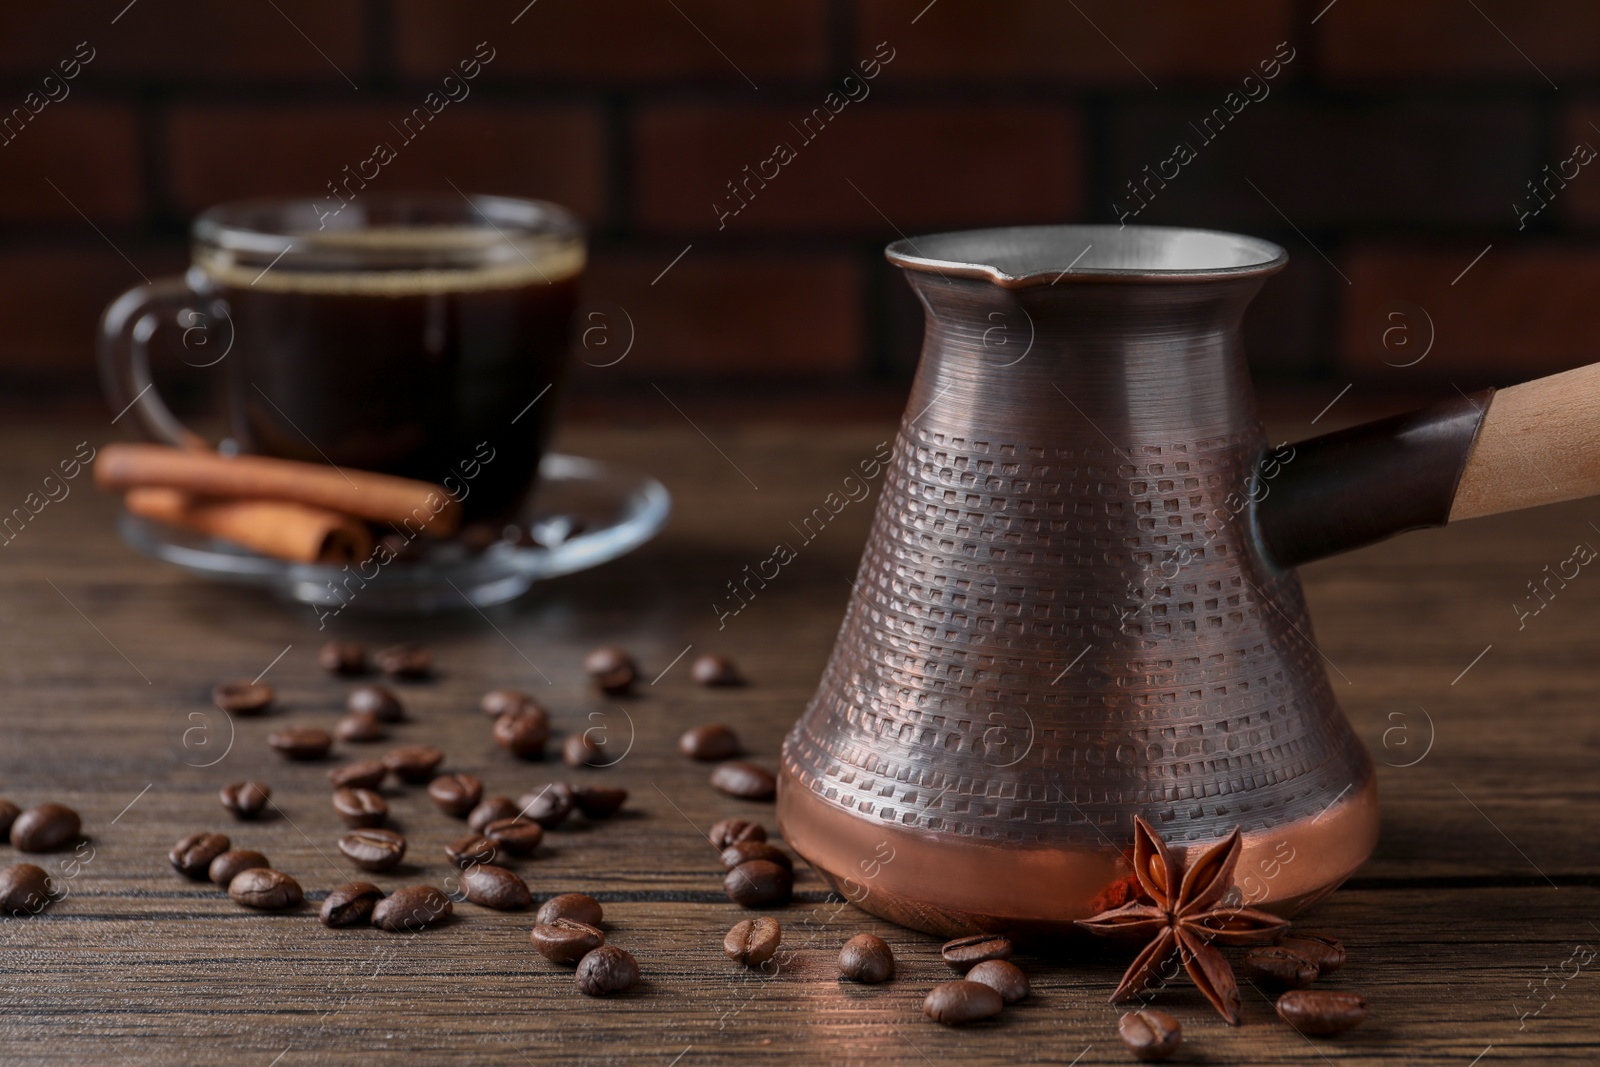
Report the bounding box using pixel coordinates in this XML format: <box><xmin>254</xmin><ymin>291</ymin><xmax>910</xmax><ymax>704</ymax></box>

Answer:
<box><xmin>778</xmin><ymin>226</ymin><xmax>1490</xmax><ymax>938</ymax></box>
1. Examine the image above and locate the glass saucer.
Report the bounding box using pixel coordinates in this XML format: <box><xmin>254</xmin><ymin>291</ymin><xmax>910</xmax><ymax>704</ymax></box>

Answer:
<box><xmin>116</xmin><ymin>453</ymin><xmax>671</xmax><ymax>613</ymax></box>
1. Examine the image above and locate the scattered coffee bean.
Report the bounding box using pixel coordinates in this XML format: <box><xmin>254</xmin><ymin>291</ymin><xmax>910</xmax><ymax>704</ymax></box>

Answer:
<box><xmin>468</xmin><ymin>796</ymin><xmax>519</xmax><ymax>833</ymax></box>
<box><xmin>1276</xmin><ymin>990</ymin><xmax>1368</xmax><ymax>1036</ymax></box>
<box><xmin>228</xmin><ymin>868</ymin><xmax>303</xmax><ymax>910</ymax></box>
<box><xmin>0</xmin><ymin>799</ymin><xmax>19</xmax><ymax>840</ymax></box>
<box><xmin>0</xmin><ymin>863</ymin><xmax>53</xmax><ymax>916</ymax></box>
<box><xmin>966</xmin><ymin>959</ymin><xmax>1029</xmax><ymax>1004</ymax></box>
<box><xmin>678</xmin><ymin>723</ymin><xmax>740</xmax><ymax>761</ymax></box>
<box><xmin>218</xmin><ymin>781</ymin><xmax>271</xmax><ymax>820</ymax></box>
<box><xmin>382</xmin><ymin>745</ymin><xmax>443</xmax><ymax>784</ymax></box>
<box><xmin>575</xmin><ymin>945</ymin><xmax>639</xmax><ymax>996</ymax></box>
<box><xmin>332</xmin><ymin>788</ymin><xmax>388</xmax><ymax>828</ymax></box>
<box><xmin>708</xmin><ymin>818</ymin><xmax>765</xmax><ymax>850</ymax></box>
<box><xmin>924</xmin><ymin>980</ymin><xmax>1003</xmax><ymax>1026</ymax></box>
<box><xmin>725</xmin><ymin>859</ymin><xmax>792</xmax><ymax>907</ymax></box>
<box><xmin>267</xmin><ymin>725</ymin><xmax>332</xmax><ymax>761</ymax></box>
<box><xmin>1244</xmin><ymin>945</ymin><xmax>1320</xmax><ymax>990</ymax></box>
<box><xmin>328</xmin><ymin>760</ymin><xmax>387</xmax><ymax>790</ymax></box>
<box><xmin>373</xmin><ymin>885</ymin><xmax>452</xmax><ymax>931</ymax></box>
<box><xmin>212</xmin><ymin>680</ymin><xmax>273</xmax><ymax>716</ymax></box>
<box><xmin>318</xmin><ymin>640</ymin><xmax>366</xmax><ymax>675</ymax></box>
<box><xmin>518</xmin><ymin>784</ymin><xmax>575</xmax><ymax>828</ymax></box>
<box><xmin>493</xmin><ymin>706</ymin><xmax>549</xmax><ymax>759</ymax></box>
<box><xmin>536</xmin><ymin>893</ymin><xmax>603</xmax><ymax>928</ymax></box>
<box><xmin>427</xmin><ymin>773</ymin><xmax>482</xmax><ymax>817</ymax></box>
<box><xmin>169</xmin><ymin>832</ymin><xmax>230</xmax><ymax>879</ymax></box>
<box><xmin>461</xmin><ymin>864</ymin><xmax>531</xmax><ymax>911</ymax></box>
<box><xmin>445</xmin><ymin>834</ymin><xmax>498</xmax><ymax>870</ymax></box>
<box><xmin>480</xmin><ymin>688</ymin><xmax>536</xmax><ymax>718</ymax></box>
<box><xmin>839</xmin><ymin>933</ymin><xmax>895</xmax><ymax>983</ymax></box>
<box><xmin>1279</xmin><ymin>933</ymin><xmax>1347</xmax><ymax>976</ymax></box>
<box><xmin>208</xmin><ymin>849</ymin><xmax>270</xmax><ymax>887</ymax></box>
<box><xmin>1119</xmin><ymin>1008</ymin><xmax>1182</xmax><ymax>1061</ymax></box>
<box><xmin>336</xmin><ymin>712</ymin><xmax>385</xmax><ymax>744</ymax></box>
<box><xmin>710</xmin><ymin>761</ymin><xmax>776</xmax><ymax>801</ymax></box>
<box><xmin>719</xmin><ymin>841</ymin><xmax>791</xmax><ymax>871</ymax></box>
<box><xmin>941</xmin><ymin>933</ymin><xmax>1014</xmax><ymax>973</ymax></box>
<box><xmin>10</xmin><ymin>804</ymin><xmax>81</xmax><ymax>853</ymax></box>
<box><xmin>583</xmin><ymin>646</ymin><xmax>636</xmax><ymax>695</ymax></box>
<box><xmin>348</xmin><ymin>685</ymin><xmax>404</xmax><ymax>723</ymax></box>
<box><xmin>692</xmin><ymin>654</ymin><xmax>742</xmax><ymax>687</ymax></box>
<box><xmin>484</xmin><ymin>818</ymin><xmax>544</xmax><ymax>857</ymax></box>
<box><xmin>562</xmin><ymin>732</ymin><xmax>608</xmax><ymax>768</ymax></box>
<box><xmin>531</xmin><ymin>918</ymin><xmax>605</xmax><ymax>964</ymax></box>
<box><xmin>321</xmin><ymin>882</ymin><xmax>384</xmax><ymax>928</ymax></box>
<box><xmin>338</xmin><ymin>828</ymin><xmax>407</xmax><ymax>872</ymax></box>
<box><xmin>724</xmin><ymin>917</ymin><xmax>781</xmax><ymax>967</ymax></box>
<box><xmin>572</xmin><ymin>785</ymin><xmax>628</xmax><ymax>819</ymax></box>
<box><xmin>374</xmin><ymin>642</ymin><xmax>432</xmax><ymax>679</ymax></box>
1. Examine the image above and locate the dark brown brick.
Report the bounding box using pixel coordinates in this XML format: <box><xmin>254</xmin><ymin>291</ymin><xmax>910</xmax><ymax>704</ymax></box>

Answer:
<box><xmin>1321</xmin><ymin>0</ymin><xmax>1600</xmax><ymax>83</ymax></box>
<box><xmin>166</xmin><ymin>104</ymin><xmax>606</xmax><ymax>219</ymax></box>
<box><xmin>634</xmin><ymin>103</ymin><xmax>1079</xmax><ymax>234</ymax></box>
<box><xmin>0</xmin><ymin>104</ymin><xmax>142</xmax><ymax>224</ymax></box>
<box><xmin>395</xmin><ymin>0</ymin><xmax>828</xmax><ymax>82</ymax></box>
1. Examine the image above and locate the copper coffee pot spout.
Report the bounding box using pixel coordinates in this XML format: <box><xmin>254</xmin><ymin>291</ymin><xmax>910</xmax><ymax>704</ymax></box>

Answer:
<box><xmin>779</xmin><ymin>224</ymin><xmax>1600</xmax><ymax>938</ymax></box>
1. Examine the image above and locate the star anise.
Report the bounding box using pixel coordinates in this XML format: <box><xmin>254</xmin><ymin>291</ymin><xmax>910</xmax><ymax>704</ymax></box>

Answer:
<box><xmin>1076</xmin><ymin>816</ymin><xmax>1289</xmax><ymax>1025</ymax></box>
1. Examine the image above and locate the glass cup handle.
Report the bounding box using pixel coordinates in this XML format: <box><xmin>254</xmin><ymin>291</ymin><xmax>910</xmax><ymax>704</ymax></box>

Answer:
<box><xmin>97</xmin><ymin>277</ymin><xmax>212</xmax><ymax>449</ymax></box>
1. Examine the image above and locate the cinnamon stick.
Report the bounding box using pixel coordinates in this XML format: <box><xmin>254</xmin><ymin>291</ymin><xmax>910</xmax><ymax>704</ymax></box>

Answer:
<box><xmin>125</xmin><ymin>487</ymin><xmax>374</xmax><ymax>565</ymax></box>
<box><xmin>96</xmin><ymin>443</ymin><xmax>460</xmax><ymax>539</ymax></box>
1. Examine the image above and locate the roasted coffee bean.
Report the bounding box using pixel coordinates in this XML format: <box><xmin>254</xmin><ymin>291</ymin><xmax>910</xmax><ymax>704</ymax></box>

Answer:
<box><xmin>572</xmin><ymin>785</ymin><xmax>628</xmax><ymax>819</ymax></box>
<box><xmin>228</xmin><ymin>868</ymin><xmax>303</xmax><ymax>910</ymax></box>
<box><xmin>518</xmin><ymin>784</ymin><xmax>575</xmax><ymax>828</ymax></box>
<box><xmin>267</xmin><ymin>725</ymin><xmax>332</xmax><ymax>761</ymax></box>
<box><xmin>725</xmin><ymin>859</ymin><xmax>792</xmax><ymax>907</ymax></box>
<box><xmin>468</xmin><ymin>795</ymin><xmax>519</xmax><ymax>832</ymax></box>
<box><xmin>0</xmin><ymin>863</ymin><xmax>53</xmax><ymax>916</ymax></box>
<box><xmin>208</xmin><ymin>849</ymin><xmax>270</xmax><ymax>887</ymax></box>
<box><xmin>536</xmin><ymin>892</ymin><xmax>603</xmax><ymax>927</ymax></box>
<box><xmin>374</xmin><ymin>642</ymin><xmax>432</xmax><ymax>679</ymax></box>
<box><xmin>219</xmin><ymin>781</ymin><xmax>270</xmax><ymax>820</ymax></box>
<box><xmin>492</xmin><ymin>706</ymin><xmax>549</xmax><ymax>759</ymax></box>
<box><xmin>582</xmin><ymin>646</ymin><xmax>636</xmax><ymax>695</ymax></box>
<box><xmin>332</xmin><ymin>788</ymin><xmax>388</xmax><ymax>828</ymax></box>
<box><xmin>483</xmin><ymin>817</ymin><xmax>544</xmax><ymax>857</ymax></box>
<box><xmin>347</xmin><ymin>685</ymin><xmax>404</xmax><ymax>723</ymax></box>
<box><xmin>709</xmin><ymin>761</ymin><xmax>776</xmax><ymax>801</ymax></box>
<box><xmin>372</xmin><ymin>885</ymin><xmax>452</xmax><ymax>931</ymax></box>
<box><xmin>708</xmin><ymin>818</ymin><xmax>766</xmax><ymax>850</ymax></box>
<box><xmin>428</xmin><ymin>773</ymin><xmax>482</xmax><ymax>817</ymax></box>
<box><xmin>575</xmin><ymin>945</ymin><xmax>639</xmax><ymax>996</ymax></box>
<box><xmin>212</xmin><ymin>679</ymin><xmax>273</xmax><ymax>715</ymax></box>
<box><xmin>966</xmin><ymin>959</ymin><xmax>1029</xmax><ymax>1004</ymax></box>
<box><xmin>1244</xmin><ymin>945</ymin><xmax>1319</xmax><ymax>990</ymax></box>
<box><xmin>678</xmin><ymin>723</ymin><xmax>740</xmax><ymax>761</ymax></box>
<box><xmin>461</xmin><ymin>864</ymin><xmax>531</xmax><ymax>910</ymax></box>
<box><xmin>839</xmin><ymin>933</ymin><xmax>895</xmax><ymax>983</ymax></box>
<box><xmin>336</xmin><ymin>712</ymin><xmax>385</xmax><ymax>743</ymax></box>
<box><xmin>382</xmin><ymin>745</ymin><xmax>443</xmax><ymax>784</ymax></box>
<box><xmin>1276</xmin><ymin>990</ymin><xmax>1368</xmax><ymax>1036</ymax></box>
<box><xmin>1119</xmin><ymin>1008</ymin><xmax>1182</xmax><ymax>1061</ymax></box>
<box><xmin>719</xmin><ymin>841</ymin><xmax>792</xmax><ymax>871</ymax></box>
<box><xmin>321</xmin><ymin>882</ymin><xmax>384</xmax><ymax>927</ymax></box>
<box><xmin>445</xmin><ymin>835</ymin><xmax>498</xmax><ymax>870</ymax></box>
<box><xmin>169</xmin><ymin>832</ymin><xmax>230</xmax><ymax>879</ymax></box>
<box><xmin>941</xmin><ymin>933</ymin><xmax>1014</xmax><ymax>973</ymax></box>
<box><xmin>1279</xmin><ymin>933</ymin><xmax>1347</xmax><ymax>976</ymax></box>
<box><xmin>692</xmin><ymin>654</ymin><xmax>742</xmax><ymax>687</ymax></box>
<box><xmin>328</xmin><ymin>759</ymin><xmax>387</xmax><ymax>790</ymax></box>
<box><xmin>562</xmin><ymin>732</ymin><xmax>609</xmax><ymax>768</ymax></box>
<box><xmin>480</xmin><ymin>688</ymin><xmax>536</xmax><ymax>718</ymax></box>
<box><xmin>11</xmin><ymin>804</ymin><xmax>81</xmax><ymax>853</ymax></box>
<box><xmin>338</xmin><ymin>828</ymin><xmax>407</xmax><ymax>872</ymax></box>
<box><xmin>923</xmin><ymin>980</ymin><xmax>1003</xmax><ymax>1026</ymax></box>
<box><xmin>0</xmin><ymin>799</ymin><xmax>19</xmax><ymax>841</ymax></box>
<box><xmin>724</xmin><ymin>917</ymin><xmax>781</xmax><ymax>967</ymax></box>
<box><xmin>531</xmin><ymin>918</ymin><xmax>605</xmax><ymax>964</ymax></box>
<box><xmin>318</xmin><ymin>640</ymin><xmax>367</xmax><ymax>675</ymax></box>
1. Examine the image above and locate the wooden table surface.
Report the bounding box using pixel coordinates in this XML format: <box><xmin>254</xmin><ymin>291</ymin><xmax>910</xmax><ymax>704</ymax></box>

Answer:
<box><xmin>0</xmin><ymin>412</ymin><xmax>1596</xmax><ymax>1066</ymax></box>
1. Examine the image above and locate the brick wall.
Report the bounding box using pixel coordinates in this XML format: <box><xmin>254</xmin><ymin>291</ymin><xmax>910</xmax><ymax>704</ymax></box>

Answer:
<box><xmin>0</xmin><ymin>0</ymin><xmax>1595</xmax><ymax>408</ymax></box>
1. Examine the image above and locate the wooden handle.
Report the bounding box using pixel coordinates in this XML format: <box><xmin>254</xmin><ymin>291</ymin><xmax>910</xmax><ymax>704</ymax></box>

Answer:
<box><xmin>1449</xmin><ymin>363</ymin><xmax>1600</xmax><ymax>522</ymax></box>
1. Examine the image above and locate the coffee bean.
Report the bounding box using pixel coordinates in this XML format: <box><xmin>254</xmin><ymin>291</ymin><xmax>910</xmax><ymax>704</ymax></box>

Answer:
<box><xmin>461</xmin><ymin>864</ymin><xmax>531</xmax><ymax>910</ymax></box>
<box><xmin>838</xmin><ymin>933</ymin><xmax>895</xmax><ymax>983</ymax></box>
<box><xmin>1279</xmin><ymin>934</ymin><xmax>1347</xmax><ymax>976</ymax></box>
<box><xmin>218</xmin><ymin>781</ymin><xmax>270</xmax><ymax>820</ymax></box>
<box><xmin>518</xmin><ymin>784</ymin><xmax>574</xmax><ymax>828</ymax></box>
<box><xmin>1118</xmin><ymin>1008</ymin><xmax>1182</xmax><ymax>1061</ymax></box>
<box><xmin>724</xmin><ymin>916</ymin><xmax>781</xmax><ymax>967</ymax></box>
<box><xmin>575</xmin><ymin>945</ymin><xmax>639</xmax><ymax>995</ymax></box>
<box><xmin>373</xmin><ymin>885</ymin><xmax>453</xmax><ymax>931</ymax></box>
<box><xmin>725</xmin><ymin>859</ymin><xmax>792</xmax><ymax>907</ymax></box>
<box><xmin>328</xmin><ymin>760</ymin><xmax>387</xmax><ymax>790</ymax></box>
<box><xmin>374</xmin><ymin>642</ymin><xmax>432</xmax><ymax>679</ymax></box>
<box><xmin>536</xmin><ymin>893</ymin><xmax>603</xmax><ymax>928</ymax></box>
<box><xmin>582</xmin><ymin>646</ymin><xmax>636</xmax><ymax>695</ymax></box>
<box><xmin>719</xmin><ymin>841</ymin><xmax>792</xmax><ymax>871</ymax></box>
<box><xmin>492</xmin><ymin>706</ymin><xmax>549</xmax><ymax>759</ymax></box>
<box><xmin>531</xmin><ymin>918</ymin><xmax>605</xmax><ymax>964</ymax></box>
<box><xmin>941</xmin><ymin>933</ymin><xmax>1014</xmax><ymax>973</ymax></box>
<box><xmin>709</xmin><ymin>761</ymin><xmax>776</xmax><ymax>801</ymax></box>
<box><xmin>169</xmin><ymin>832</ymin><xmax>230</xmax><ymax>879</ymax></box>
<box><xmin>563</xmin><ymin>732</ymin><xmax>612</xmax><ymax>768</ymax></box>
<box><xmin>572</xmin><ymin>785</ymin><xmax>628</xmax><ymax>819</ymax></box>
<box><xmin>1244</xmin><ymin>945</ymin><xmax>1319</xmax><ymax>990</ymax></box>
<box><xmin>382</xmin><ymin>745</ymin><xmax>443</xmax><ymax>784</ymax></box>
<box><xmin>212</xmin><ymin>679</ymin><xmax>273</xmax><ymax>715</ymax></box>
<box><xmin>428</xmin><ymin>773</ymin><xmax>482</xmax><ymax>817</ymax></box>
<box><xmin>483</xmin><ymin>818</ymin><xmax>544</xmax><ymax>857</ymax></box>
<box><xmin>321</xmin><ymin>882</ymin><xmax>384</xmax><ymax>927</ymax></box>
<box><xmin>348</xmin><ymin>685</ymin><xmax>404</xmax><ymax>723</ymax></box>
<box><xmin>445</xmin><ymin>834</ymin><xmax>498</xmax><ymax>870</ymax></box>
<box><xmin>377</xmin><ymin>531</ymin><xmax>424</xmax><ymax>563</ymax></box>
<box><xmin>338</xmin><ymin>828</ymin><xmax>407</xmax><ymax>872</ymax></box>
<box><xmin>966</xmin><ymin>959</ymin><xmax>1029</xmax><ymax>1004</ymax></box>
<box><xmin>692</xmin><ymin>654</ymin><xmax>742</xmax><ymax>686</ymax></box>
<box><xmin>336</xmin><ymin>712</ymin><xmax>385</xmax><ymax>744</ymax></box>
<box><xmin>318</xmin><ymin>640</ymin><xmax>367</xmax><ymax>675</ymax></box>
<box><xmin>208</xmin><ymin>849</ymin><xmax>270</xmax><ymax>887</ymax></box>
<box><xmin>923</xmin><ymin>980</ymin><xmax>1003</xmax><ymax>1025</ymax></box>
<box><xmin>480</xmin><ymin>688</ymin><xmax>537</xmax><ymax>718</ymax></box>
<box><xmin>0</xmin><ymin>863</ymin><xmax>53</xmax><ymax>916</ymax></box>
<box><xmin>0</xmin><ymin>799</ymin><xmax>19</xmax><ymax>840</ymax></box>
<box><xmin>467</xmin><ymin>796</ymin><xmax>519</xmax><ymax>832</ymax></box>
<box><xmin>267</xmin><ymin>725</ymin><xmax>332</xmax><ymax>761</ymax></box>
<box><xmin>678</xmin><ymin>723</ymin><xmax>740</xmax><ymax>761</ymax></box>
<box><xmin>228</xmin><ymin>868</ymin><xmax>303</xmax><ymax>910</ymax></box>
<box><xmin>11</xmin><ymin>804</ymin><xmax>81</xmax><ymax>853</ymax></box>
<box><xmin>332</xmin><ymin>788</ymin><xmax>388</xmax><ymax>828</ymax></box>
<box><xmin>708</xmin><ymin>818</ymin><xmax>765</xmax><ymax>850</ymax></box>
<box><xmin>1276</xmin><ymin>990</ymin><xmax>1368</xmax><ymax>1036</ymax></box>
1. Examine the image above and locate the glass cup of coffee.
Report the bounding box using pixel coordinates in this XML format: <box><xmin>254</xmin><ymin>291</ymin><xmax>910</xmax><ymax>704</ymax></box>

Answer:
<box><xmin>98</xmin><ymin>192</ymin><xmax>583</xmax><ymax>528</ymax></box>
